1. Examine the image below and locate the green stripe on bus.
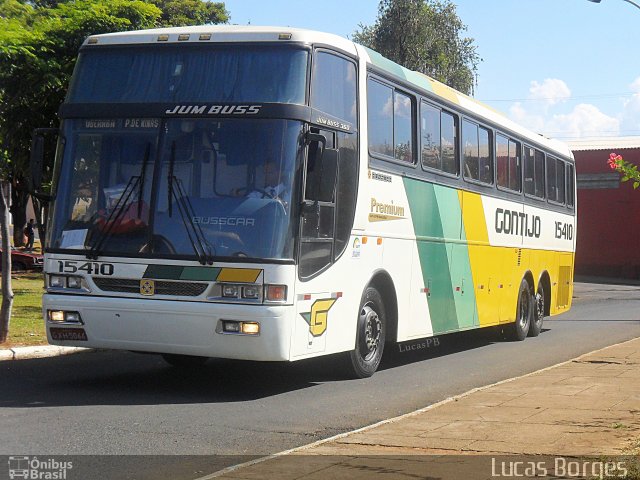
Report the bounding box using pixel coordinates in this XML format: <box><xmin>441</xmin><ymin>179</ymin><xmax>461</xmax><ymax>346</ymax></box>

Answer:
<box><xmin>180</xmin><ymin>267</ymin><xmax>221</xmax><ymax>281</ymax></box>
<box><xmin>436</xmin><ymin>187</ymin><xmax>477</xmax><ymax>329</ymax></box>
<box><xmin>403</xmin><ymin>179</ymin><xmax>459</xmax><ymax>333</ymax></box>
<box><xmin>144</xmin><ymin>265</ymin><xmax>221</xmax><ymax>281</ymax></box>
<box><xmin>143</xmin><ymin>264</ymin><xmax>183</xmax><ymax>280</ymax></box>
<box><xmin>364</xmin><ymin>46</ymin><xmax>434</xmax><ymax>94</ymax></box>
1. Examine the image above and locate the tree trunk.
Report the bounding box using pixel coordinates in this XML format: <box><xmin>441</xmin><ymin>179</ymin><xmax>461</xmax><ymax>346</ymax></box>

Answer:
<box><xmin>0</xmin><ymin>183</ymin><xmax>14</xmax><ymax>344</ymax></box>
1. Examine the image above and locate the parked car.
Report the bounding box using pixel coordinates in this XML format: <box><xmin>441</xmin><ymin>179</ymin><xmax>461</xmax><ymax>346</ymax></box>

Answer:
<box><xmin>0</xmin><ymin>247</ymin><xmax>44</xmax><ymax>271</ymax></box>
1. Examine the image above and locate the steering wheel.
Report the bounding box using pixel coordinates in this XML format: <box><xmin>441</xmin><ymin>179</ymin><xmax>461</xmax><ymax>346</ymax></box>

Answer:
<box><xmin>139</xmin><ymin>235</ymin><xmax>177</xmax><ymax>255</ymax></box>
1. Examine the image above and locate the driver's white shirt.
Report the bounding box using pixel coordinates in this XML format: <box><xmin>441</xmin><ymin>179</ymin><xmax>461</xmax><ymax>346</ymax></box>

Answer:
<box><xmin>247</xmin><ymin>183</ymin><xmax>286</xmax><ymax>199</ymax></box>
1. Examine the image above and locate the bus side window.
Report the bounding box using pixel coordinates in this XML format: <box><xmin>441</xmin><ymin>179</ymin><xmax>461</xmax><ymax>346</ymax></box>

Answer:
<box><xmin>421</xmin><ymin>101</ymin><xmax>441</xmax><ymax>170</ymax></box>
<box><xmin>462</xmin><ymin>119</ymin><xmax>479</xmax><ymax>180</ymax></box>
<box><xmin>566</xmin><ymin>163</ymin><xmax>575</xmax><ymax>207</ymax></box>
<box><xmin>524</xmin><ymin>146</ymin><xmax>535</xmax><ymax>196</ymax></box>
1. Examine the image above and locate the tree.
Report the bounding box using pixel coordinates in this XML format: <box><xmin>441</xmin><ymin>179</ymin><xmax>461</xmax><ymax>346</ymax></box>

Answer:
<box><xmin>150</xmin><ymin>0</ymin><xmax>228</xmax><ymax>27</ymax></box>
<box><xmin>0</xmin><ymin>0</ymin><xmax>229</xmax><ymax>247</ymax></box>
<box><xmin>353</xmin><ymin>0</ymin><xmax>480</xmax><ymax>95</ymax></box>
<box><xmin>0</xmin><ymin>158</ymin><xmax>12</xmax><ymax>343</ymax></box>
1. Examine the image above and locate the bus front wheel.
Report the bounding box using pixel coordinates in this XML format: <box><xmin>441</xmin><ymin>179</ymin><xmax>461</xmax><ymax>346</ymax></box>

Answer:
<box><xmin>348</xmin><ymin>287</ymin><xmax>386</xmax><ymax>378</ymax></box>
<box><xmin>508</xmin><ymin>279</ymin><xmax>532</xmax><ymax>341</ymax></box>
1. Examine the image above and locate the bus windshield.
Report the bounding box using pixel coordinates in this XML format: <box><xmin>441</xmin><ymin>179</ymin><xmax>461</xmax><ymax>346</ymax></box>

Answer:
<box><xmin>48</xmin><ymin>118</ymin><xmax>303</xmax><ymax>261</ymax></box>
<box><xmin>67</xmin><ymin>45</ymin><xmax>309</xmax><ymax>104</ymax></box>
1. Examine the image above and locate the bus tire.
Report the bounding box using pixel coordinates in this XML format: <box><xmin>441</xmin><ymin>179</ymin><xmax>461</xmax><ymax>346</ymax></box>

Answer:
<box><xmin>508</xmin><ymin>279</ymin><xmax>532</xmax><ymax>341</ymax></box>
<box><xmin>529</xmin><ymin>283</ymin><xmax>545</xmax><ymax>337</ymax></box>
<box><xmin>161</xmin><ymin>353</ymin><xmax>208</xmax><ymax>368</ymax></box>
<box><xmin>348</xmin><ymin>286</ymin><xmax>386</xmax><ymax>378</ymax></box>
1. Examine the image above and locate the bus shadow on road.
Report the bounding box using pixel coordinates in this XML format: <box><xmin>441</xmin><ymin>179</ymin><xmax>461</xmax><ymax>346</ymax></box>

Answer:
<box><xmin>379</xmin><ymin>326</ymin><xmax>552</xmax><ymax>371</ymax></box>
<box><xmin>0</xmin><ymin>327</ymin><xmax>551</xmax><ymax>408</ymax></box>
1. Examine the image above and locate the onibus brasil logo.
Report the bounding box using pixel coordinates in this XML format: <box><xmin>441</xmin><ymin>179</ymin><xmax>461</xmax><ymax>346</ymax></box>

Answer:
<box><xmin>8</xmin><ymin>456</ymin><xmax>73</xmax><ymax>479</ymax></box>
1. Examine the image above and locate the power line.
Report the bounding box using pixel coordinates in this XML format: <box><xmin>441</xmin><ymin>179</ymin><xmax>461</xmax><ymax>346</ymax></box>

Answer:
<box><xmin>479</xmin><ymin>92</ymin><xmax>637</xmax><ymax>103</ymax></box>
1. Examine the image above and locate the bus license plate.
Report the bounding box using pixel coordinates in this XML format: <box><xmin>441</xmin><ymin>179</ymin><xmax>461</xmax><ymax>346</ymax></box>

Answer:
<box><xmin>50</xmin><ymin>328</ymin><xmax>88</xmax><ymax>341</ymax></box>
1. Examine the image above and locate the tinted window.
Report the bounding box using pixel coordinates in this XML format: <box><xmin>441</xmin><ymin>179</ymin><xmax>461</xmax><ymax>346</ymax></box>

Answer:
<box><xmin>567</xmin><ymin>164</ymin><xmax>575</xmax><ymax>207</ymax></box>
<box><xmin>524</xmin><ymin>145</ymin><xmax>545</xmax><ymax>198</ymax></box>
<box><xmin>367</xmin><ymin>79</ymin><xmax>393</xmax><ymax>157</ymax></box>
<box><xmin>421</xmin><ymin>102</ymin><xmax>458</xmax><ymax>175</ymax></box>
<box><xmin>367</xmin><ymin>77</ymin><xmax>414</xmax><ymax>163</ymax></box>
<box><xmin>535</xmin><ymin>150</ymin><xmax>545</xmax><ymax>198</ymax></box>
<box><xmin>463</xmin><ymin>120</ymin><xmax>492</xmax><ymax>184</ymax></box>
<box><xmin>547</xmin><ymin>156</ymin><xmax>566</xmax><ymax>204</ymax></box>
<box><xmin>311</xmin><ymin>51</ymin><xmax>357</xmax><ymax>124</ymax></box>
<box><xmin>394</xmin><ymin>91</ymin><xmax>413</xmax><ymax>162</ymax></box>
<box><xmin>479</xmin><ymin>126</ymin><xmax>492</xmax><ymax>184</ymax></box>
<box><xmin>69</xmin><ymin>46</ymin><xmax>309</xmax><ymax>104</ymax></box>
<box><xmin>462</xmin><ymin>119</ymin><xmax>479</xmax><ymax>180</ymax></box>
<box><xmin>509</xmin><ymin>140</ymin><xmax>521</xmax><ymax>192</ymax></box>
<box><xmin>441</xmin><ymin>112</ymin><xmax>458</xmax><ymax>175</ymax></box>
<box><xmin>497</xmin><ymin>134</ymin><xmax>521</xmax><ymax>192</ymax></box>
<box><xmin>421</xmin><ymin>102</ymin><xmax>440</xmax><ymax>170</ymax></box>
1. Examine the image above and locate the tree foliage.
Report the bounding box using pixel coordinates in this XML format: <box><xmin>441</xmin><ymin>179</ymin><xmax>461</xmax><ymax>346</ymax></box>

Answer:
<box><xmin>353</xmin><ymin>0</ymin><xmax>480</xmax><ymax>95</ymax></box>
<box><xmin>0</xmin><ymin>0</ymin><xmax>228</xmax><ymax>246</ymax></box>
<box><xmin>150</xmin><ymin>0</ymin><xmax>228</xmax><ymax>27</ymax></box>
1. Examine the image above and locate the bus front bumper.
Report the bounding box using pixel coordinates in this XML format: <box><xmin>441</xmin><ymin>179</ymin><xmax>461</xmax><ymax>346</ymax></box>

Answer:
<box><xmin>43</xmin><ymin>294</ymin><xmax>293</xmax><ymax>361</ymax></box>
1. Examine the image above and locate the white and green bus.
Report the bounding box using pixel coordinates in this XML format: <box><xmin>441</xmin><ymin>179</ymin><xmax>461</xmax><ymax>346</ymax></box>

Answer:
<box><xmin>34</xmin><ymin>26</ymin><xmax>575</xmax><ymax>377</ymax></box>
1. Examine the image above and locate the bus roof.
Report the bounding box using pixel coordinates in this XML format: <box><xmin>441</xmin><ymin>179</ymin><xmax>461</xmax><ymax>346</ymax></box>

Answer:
<box><xmin>85</xmin><ymin>25</ymin><xmax>572</xmax><ymax>159</ymax></box>
<box><xmin>84</xmin><ymin>24</ymin><xmax>358</xmax><ymax>55</ymax></box>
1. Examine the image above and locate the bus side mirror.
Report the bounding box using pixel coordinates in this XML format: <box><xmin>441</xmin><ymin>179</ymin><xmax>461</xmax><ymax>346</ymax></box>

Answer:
<box><xmin>29</xmin><ymin>128</ymin><xmax>58</xmax><ymax>200</ymax></box>
<box><xmin>316</xmin><ymin>148</ymin><xmax>338</xmax><ymax>203</ymax></box>
<box><xmin>30</xmin><ymin>133</ymin><xmax>45</xmax><ymax>192</ymax></box>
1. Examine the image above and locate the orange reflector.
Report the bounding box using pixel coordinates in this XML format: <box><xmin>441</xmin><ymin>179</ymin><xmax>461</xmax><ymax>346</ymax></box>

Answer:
<box><xmin>266</xmin><ymin>284</ymin><xmax>287</xmax><ymax>302</ymax></box>
<box><xmin>377</xmin><ymin>238</ymin><xmax>383</xmax><ymax>245</ymax></box>
<box><xmin>362</xmin><ymin>237</ymin><xmax>368</xmax><ymax>244</ymax></box>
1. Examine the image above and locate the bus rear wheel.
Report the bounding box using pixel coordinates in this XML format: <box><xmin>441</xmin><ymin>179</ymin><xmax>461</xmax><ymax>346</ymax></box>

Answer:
<box><xmin>161</xmin><ymin>353</ymin><xmax>208</xmax><ymax>368</ymax></box>
<box><xmin>348</xmin><ymin>287</ymin><xmax>386</xmax><ymax>378</ymax></box>
<box><xmin>508</xmin><ymin>279</ymin><xmax>532</xmax><ymax>341</ymax></box>
<box><xmin>529</xmin><ymin>283</ymin><xmax>545</xmax><ymax>337</ymax></box>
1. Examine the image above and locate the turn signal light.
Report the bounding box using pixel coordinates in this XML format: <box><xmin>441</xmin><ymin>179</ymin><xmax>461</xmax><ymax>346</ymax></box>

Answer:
<box><xmin>265</xmin><ymin>284</ymin><xmax>287</xmax><ymax>302</ymax></box>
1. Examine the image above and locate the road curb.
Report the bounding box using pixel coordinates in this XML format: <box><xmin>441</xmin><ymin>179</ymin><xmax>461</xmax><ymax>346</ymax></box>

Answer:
<box><xmin>0</xmin><ymin>345</ymin><xmax>93</xmax><ymax>361</ymax></box>
<box><xmin>197</xmin><ymin>336</ymin><xmax>640</xmax><ymax>479</ymax></box>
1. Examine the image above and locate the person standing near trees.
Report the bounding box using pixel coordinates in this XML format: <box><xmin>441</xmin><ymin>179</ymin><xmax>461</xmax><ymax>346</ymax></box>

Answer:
<box><xmin>24</xmin><ymin>218</ymin><xmax>35</xmax><ymax>251</ymax></box>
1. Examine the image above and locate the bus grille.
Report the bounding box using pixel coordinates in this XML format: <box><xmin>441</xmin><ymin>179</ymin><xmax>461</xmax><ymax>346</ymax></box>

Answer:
<box><xmin>93</xmin><ymin>278</ymin><xmax>208</xmax><ymax>297</ymax></box>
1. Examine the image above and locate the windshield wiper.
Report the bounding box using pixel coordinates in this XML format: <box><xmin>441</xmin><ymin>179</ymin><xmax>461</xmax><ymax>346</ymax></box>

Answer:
<box><xmin>86</xmin><ymin>175</ymin><xmax>140</xmax><ymax>259</ymax></box>
<box><xmin>167</xmin><ymin>141</ymin><xmax>215</xmax><ymax>265</ymax></box>
<box><xmin>87</xmin><ymin>143</ymin><xmax>151</xmax><ymax>259</ymax></box>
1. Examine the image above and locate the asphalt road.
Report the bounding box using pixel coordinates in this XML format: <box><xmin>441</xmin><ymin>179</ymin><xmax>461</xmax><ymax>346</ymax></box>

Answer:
<box><xmin>0</xmin><ymin>282</ymin><xmax>638</xmax><ymax>479</ymax></box>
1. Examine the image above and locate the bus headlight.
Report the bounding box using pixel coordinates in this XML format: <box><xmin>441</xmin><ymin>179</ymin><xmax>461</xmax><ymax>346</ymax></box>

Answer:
<box><xmin>49</xmin><ymin>275</ymin><xmax>84</xmax><ymax>290</ymax></box>
<box><xmin>242</xmin><ymin>285</ymin><xmax>259</xmax><ymax>299</ymax></box>
<box><xmin>48</xmin><ymin>310</ymin><xmax>83</xmax><ymax>324</ymax></box>
<box><xmin>220</xmin><ymin>320</ymin><xmax>260</xmax><ymax>335</ymax></box>
<box><xmin>66</xmin><ymin>276</ymin><xmax>83</xmax><ymax>289</ymax></box>
<box><xmin>222</xmin><ymin>284</ymin><xmax>239</xmax><ymax>298</ymax></box>
<box><xmin>49</xmin><ymin>275</ymin><xmax>65</xmax><ymax>288</ymax></box>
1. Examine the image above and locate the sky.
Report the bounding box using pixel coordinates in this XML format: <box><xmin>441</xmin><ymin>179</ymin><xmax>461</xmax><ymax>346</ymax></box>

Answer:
<box><xmin>223</xmin><ymin>0</ymin><xmax>640</xmax><ymax>141</ymax></box>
